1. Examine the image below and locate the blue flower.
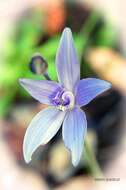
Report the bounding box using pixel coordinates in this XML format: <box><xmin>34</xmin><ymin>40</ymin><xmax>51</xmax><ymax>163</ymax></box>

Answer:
<box><xmin>19</xmin><ymin>28</ymin><xmax>111</xmax><ymax>166</ymax></box>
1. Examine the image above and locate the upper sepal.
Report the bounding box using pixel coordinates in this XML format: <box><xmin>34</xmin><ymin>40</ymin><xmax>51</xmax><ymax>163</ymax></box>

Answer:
<box><xmin>56</xmin><ymin>27</ymin><xmax>80</xmax><ymax>92</ymax></box>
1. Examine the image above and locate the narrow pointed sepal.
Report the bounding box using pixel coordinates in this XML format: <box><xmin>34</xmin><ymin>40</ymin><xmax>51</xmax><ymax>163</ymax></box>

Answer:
<box><xmin>76</xmin><ymin>78</ymin><xmax>111</xmax><ymax>106</ymax></box>
<box><xmin>23</xmin><ymin>107</ymin><xmax>66</xmax><ymax>163</ymax></box>
<box><xmin>62</xmin><ymin>108</ymin><xmax>87</xmax><ymax>166</ymax></box>
<box><xmin>56</xmin><ymin>27</ymin><xmax>80</xmax><ymax>92</ymax></box>
<box><xmin>19</xmin><ymin>78</ymin><xmax>61</xmax><ymax>105</ymax></box>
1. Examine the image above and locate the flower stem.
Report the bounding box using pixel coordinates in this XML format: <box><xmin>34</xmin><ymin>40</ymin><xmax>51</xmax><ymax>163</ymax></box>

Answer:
<box><xmin>84</xmin><ymin>137</ymin><xmax>103</xmax><ymax>177</ymax></box>
<box><xmin>43</xmin><ymin>72</ymin><xmax>51</xmax><ymax>80</ymax></box>
<box><xmin>80</xmin><ymin>10</ymin><xmax>100</xmax><ymax>38</ymax></box>
<box><xmin>79</xmin><ymin>11</ymin><xmax>102</xmax><ymax>176</ymax></box>
<box><xmin>79</xmin><ymin>11</ymin><xmax>100</xmax><ymax>58</ymax></box>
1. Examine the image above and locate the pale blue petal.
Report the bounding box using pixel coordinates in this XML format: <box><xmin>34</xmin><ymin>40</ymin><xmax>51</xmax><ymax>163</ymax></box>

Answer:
<box><xmin>76</xmin><ymin>78</ymin><xmax>111</xmax><ymax>106</ymax></box>
<box><xmin>62</xmin><ymin>108</ymin><xmax>87</xmax><ymax>166</ymax></box>
<box><xmin>19</xmin><ymin>78</ymin><xmax>61</xmax><ymax>105</ymax></box>
<box><xmin>56</xmin><ymin>27</ymin><xmax>80</xmax><ymax>92</ymax></box>
<box><xmin>23</xmin><ymin>107</ymin><xmax>66</xmax><ymax>163</ymax></box>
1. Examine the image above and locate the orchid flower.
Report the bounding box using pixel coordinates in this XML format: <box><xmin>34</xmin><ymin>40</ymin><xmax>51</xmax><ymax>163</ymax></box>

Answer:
<box><xmin>19</xmin><ymin>28</ymin><xmax>111</xmax><ymax>166</ymax></box>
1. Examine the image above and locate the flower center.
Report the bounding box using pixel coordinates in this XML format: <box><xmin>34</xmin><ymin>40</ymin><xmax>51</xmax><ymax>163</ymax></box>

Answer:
<box><xmin>52</xmin><ymin>89</ymin><xmax>75</xmax><ymax>111</ymax></box>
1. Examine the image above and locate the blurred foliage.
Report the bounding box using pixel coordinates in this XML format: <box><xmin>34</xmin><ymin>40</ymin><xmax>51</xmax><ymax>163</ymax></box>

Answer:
<box><xmin>0</xmin><ymin>7</ymin><xmax>118</xmax><ymax>117</ymax></box>
<box><xmin>93</xmin><ymin>22</ymin><xmax>118</xmax><ymax>48</ymax></box>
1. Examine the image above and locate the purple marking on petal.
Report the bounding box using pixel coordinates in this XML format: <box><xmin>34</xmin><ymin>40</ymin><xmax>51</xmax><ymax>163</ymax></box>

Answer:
<box><xmin>50</xmin><ymin>87</ymin><xmax>64</xmax><ymax>105</ymax></box>
<box><xmin>76</xmin><ymin>78</ymin><xmax>111</xmax><ymax>106</ymax></box>
<box><xmin>52</xmin><ymin>98</ymin><xmax>61</xmax><ymax>106</ymax></box>
<box><xmin>63</xmin><ymin>97</ymin><xmax>70</xmax><ymax>106</ymax></box>
<box><xmin>51</xmin><ymin>88</ymin><xmax>71</xmax><ymax>107</ymax></box>
<box><xmin>56</xmin><ymin>28</ymin><xmax>80</xmax><ymax>92</ymax></box>
<box><xmin>62</xmin><ymin>108</ymin><xmax>87</xmax><ymax>166</ymax></box>
<box><xmin>50</xmin><ymin>87</ymin><xmax>64</xmax><ymax>100</ymax></box>
<box><xmin>19</xmin><ymin>78</ymin><xmax>61</xmax><ymax>105</ymax></box>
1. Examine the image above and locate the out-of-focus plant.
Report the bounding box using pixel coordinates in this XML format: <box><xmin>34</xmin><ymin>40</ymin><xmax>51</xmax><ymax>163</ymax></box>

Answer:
<box><xmin>0</xmin><ymin>10</ymin><xmax>43</xmax><ymax>116</ymax></box>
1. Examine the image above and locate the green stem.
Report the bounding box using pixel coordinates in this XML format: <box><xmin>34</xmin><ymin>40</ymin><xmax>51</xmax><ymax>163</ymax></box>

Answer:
<box><xmin>84</xmin><ymin>137</ymin><xmax>103</xmax><ymax>177</ymax></box>
<box><xmin>78</xmin><ymin>11</ymin><xmax>103</xmax><ymax>177</ymax></box>
<box><xmin>79</xmin><ymin>11</ymin><xmax>103</xmax><ymax>176</ymax></box>
<box><xmin>79</xmin><ymin>11</ymin><xmax>100</xmax><ymax>58</ymax></box>
<box><xmin>80</xmin><ymin>11</ymin><xmax>100</xmax><ymax>38</ymax></box>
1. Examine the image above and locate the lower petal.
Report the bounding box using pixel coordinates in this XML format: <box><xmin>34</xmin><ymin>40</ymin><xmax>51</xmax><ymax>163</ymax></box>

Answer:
<box><xmin>62</xmin><ymin>108</ymin><xmax>87</xmax><ymax>166</ymax></box>
<box><xmin>23</xmin><ymin>107</ymin><xmax>66</xmax><ymax>163</ymax></box>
